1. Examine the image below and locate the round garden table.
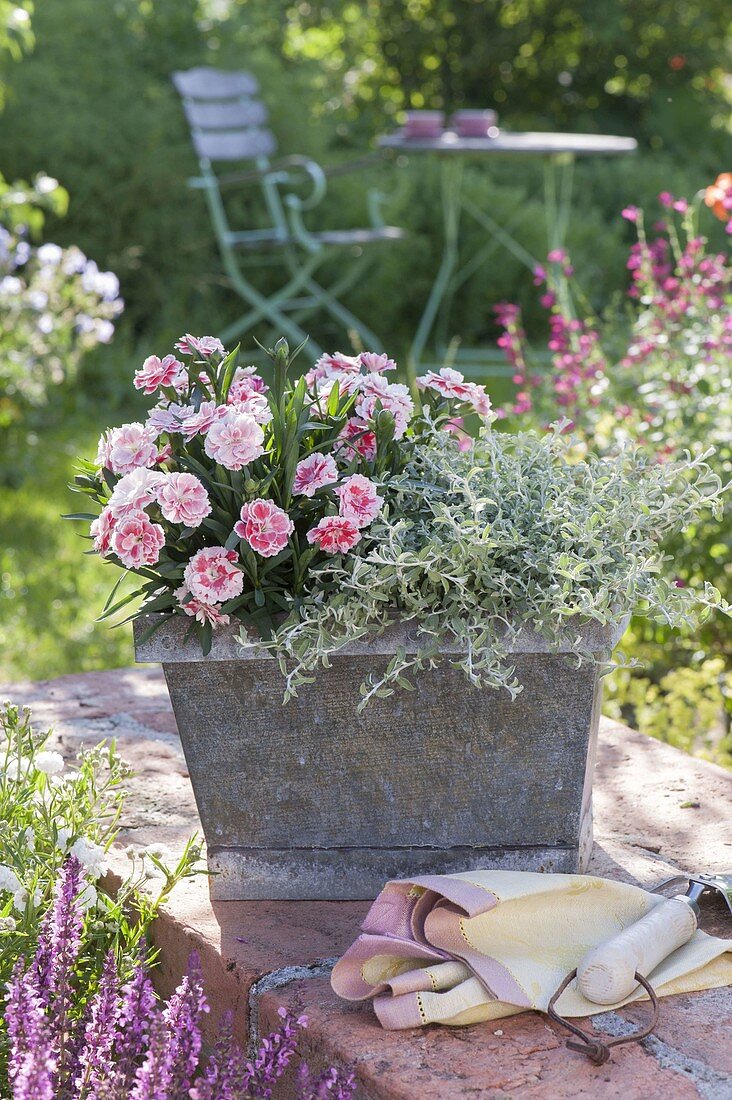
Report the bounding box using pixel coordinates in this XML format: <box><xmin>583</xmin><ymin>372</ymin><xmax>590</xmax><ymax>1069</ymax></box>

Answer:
<box><xmin>377</xmin><ymin>129</ymin><xmax>638</xmax><ymax>376</ymax></box>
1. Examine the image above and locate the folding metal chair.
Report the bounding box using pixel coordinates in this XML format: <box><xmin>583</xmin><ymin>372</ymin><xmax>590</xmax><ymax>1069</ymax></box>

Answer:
<box><xmin>172</xmin><ymin>68</ymin><xmax>405</xmax><ymax>355</ymax></box>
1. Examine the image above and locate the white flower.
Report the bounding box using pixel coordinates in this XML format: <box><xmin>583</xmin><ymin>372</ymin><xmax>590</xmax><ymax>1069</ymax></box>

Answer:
<box><xmin>1</xmin><ymin>756</ymin><xmax>32</xmax><ymax>782</ymax></box>
<box><xmin>143</xmin><ymin>843</ymin><xmax>173</xmax><ymax>864</ymax></box>
<box><xmin>78</xmin><ymin>883</ymin><xmax>98</xmax><ymax>911</ymax></box>
<box><xmin>56</xmin><ymin>827</ymin><xmax>72</xmax><ymax>852</ymax></box>
<box><xmin>0</xmin><ymin>915</ymin><xmax>17</xmax><ymax>932</ymax></box>
<box><xmin>0</xmin><ymin>864</ymin><xmax>21</xmax><ymax>895</ymax></box>
<box><xmin>12</xmin><ymin>886</ymin><xmax>41</xmax><ymax>913</ymax></box>
<box><xmin>36</xmin><ymin>240</ymin><xmax>62</xmax><ymax>264</ymax></box>
<box><xmin>34</xmin><ymin>750</ymin><xmax>64</xmax><ymax>776</ymax></box>
<box><xmin>70</xmin><ymin>837</ymin><xmax>109</xmax><ymax>879</ymax></box>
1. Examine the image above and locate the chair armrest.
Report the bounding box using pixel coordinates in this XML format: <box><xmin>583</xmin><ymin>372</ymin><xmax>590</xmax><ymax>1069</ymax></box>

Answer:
<box><xmin>279</xmin><ymin>157</ymin><xmax>328</xmax><ymax>212</ymax></box>
<box><xmin>320</xmin><ymin>154</ymin><xmax>383</xmax><ymax>179</ymax></box>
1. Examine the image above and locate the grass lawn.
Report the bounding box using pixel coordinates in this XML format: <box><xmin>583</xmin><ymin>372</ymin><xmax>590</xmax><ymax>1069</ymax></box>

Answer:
<box><xmin>0</xmin><ymin>414</ymin><xmax>137</xmax><ymax>682</ymax></box>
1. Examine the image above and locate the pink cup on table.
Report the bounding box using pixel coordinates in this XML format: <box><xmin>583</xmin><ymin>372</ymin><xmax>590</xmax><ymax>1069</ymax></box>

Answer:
<box><xmin>452</xmin><ymin>109</ymin><xmax>499</xmax><ymax>137</ymax></box>
<box><xmin>403</xmin><ymin>111</ymin><xmax>445</xmax><ymax>139</ymax></box>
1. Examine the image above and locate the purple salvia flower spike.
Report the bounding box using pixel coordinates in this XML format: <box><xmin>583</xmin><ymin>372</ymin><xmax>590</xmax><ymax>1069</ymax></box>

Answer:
<box><xmin>6</xmin><ymin>966</ymin><xmax>56</xmax><ymax>1100</ymax></box>
<box><xmin>163</xmin><ymin>950</ymin><xmax>208</xmax><ymax>1096</ymax></box>
<box><xmin>5</xmin><ymin>959</ymin><xmax>32</xmax><ymax>1086</ymax></box>
<box><xmin>130</xmin><ymin>1015</ymin><xmax>171</xmax><ymax>1100</ymax></box>
<box><xmin>296</xmin><ymin>1063</ymin><xmax>357</xmax><ymax>1100</ymax></box>
<box><xmin>244</xmin><ymin>1008</ymin><xmax>306</xmax><ymax>1098</ymax></box>
<box><xmin>190</xmin><ymin>1009</ymin><xmax>247</xmax><ymax>1100</ymax></box>
<box><xmin>32</xmin><ymin>906</ymin><xmax>54</xmax><ymax>1006</ymax></box>
<box><xmin>77</xmin><ymin>948</ymin><xmax>120</xmax><ymax>1098</ymax></box>
<box><xmin>112</xmin><ymin>956</ymin><xmax>158</xmax><ymax>1090</ymax></box>
<box><xmin>45</xmin><ymin>855</ymin><xmax>85</xmax><ymax>1096</ymax></box>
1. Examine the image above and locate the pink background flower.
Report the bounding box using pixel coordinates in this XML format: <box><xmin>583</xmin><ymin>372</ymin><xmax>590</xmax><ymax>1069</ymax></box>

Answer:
<box><xmin>111</xmin><ymin>513</ymin><xmax>165</xmax><ymax>568</ymax></box>
<box><xmin>235</xmin><ymin>498</ymin><xmax>294</xmax><ymax>557</ymax></box>
<box><xmin>156</xmin><ymin>473</ymin><xmax>211</xmax><ymax>527</ymax></box>
<box><xmin>96</xmin><ymin>423</ymin><xmax>159</xmax><ymax>475</ymax></box>
<box><xmin>184</xmin><ymin>547</ymin><xmax>244</xmax><ymax>603</ymax></box>
<box><xmin>204</xmin><ymin>409</ymin><xmax>265</xmax><ymax>470</ymax></box>
<box><xmin>306</xmin><ymin>515</ymin><xmax>361</xmax><ymax>554</ymax></box>
<box><xmin>337</xmin><ymin>474</ymin><xmax>382</xmax><ymax>528</ymax></box>
<box><xmin>134</xmin><ymin>353</ymin><xmax>185</xmax><ymax>395</ymax></box>
<box><xmin>293</xmin><ymin>453</ymin><xmax>338</xmax><ymax>497</ymax></box>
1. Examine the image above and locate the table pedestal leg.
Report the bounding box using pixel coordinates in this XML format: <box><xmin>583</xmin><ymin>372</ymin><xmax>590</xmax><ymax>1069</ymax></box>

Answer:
<box><xmin>408</xmin><ymin>159</ymin><xmax>463</xmax><ymax>381</ymax></box>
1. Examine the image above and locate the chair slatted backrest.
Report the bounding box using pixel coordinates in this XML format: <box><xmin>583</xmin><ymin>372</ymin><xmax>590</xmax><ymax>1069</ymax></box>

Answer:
<box><xmin>172</xmin><ymin>67</ymin><xmax>277</xmax><ymax>162</ymax></box>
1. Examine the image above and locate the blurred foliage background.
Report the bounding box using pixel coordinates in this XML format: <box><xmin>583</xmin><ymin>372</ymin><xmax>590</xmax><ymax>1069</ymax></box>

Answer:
<box><xmin>0</xmin><ymin>0</ymin><xmax>729</xmax><ymax>762</ymax></box>
<box><xmin>1</xmin><ymin>0</ymin><xmax>730</xmax><ymax>344</ymax></box>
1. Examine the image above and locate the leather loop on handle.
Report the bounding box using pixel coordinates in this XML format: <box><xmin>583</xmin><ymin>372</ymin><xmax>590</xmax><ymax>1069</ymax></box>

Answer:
<box><xmin>576</xmin><ymin>896</ymin><xmax>698</xmax><ymax>1005</ymax></box>
<box><xmin>548</xmin><ymin>969</ymin><xmax>659</xmax><ymax>1066</ymax></box>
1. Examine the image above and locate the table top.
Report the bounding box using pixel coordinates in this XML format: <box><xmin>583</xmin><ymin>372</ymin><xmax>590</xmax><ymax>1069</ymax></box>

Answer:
<box><xmin>378</xmin><ymin>129</ymin><xmax>638</xmax><ymax>156</ymax></box>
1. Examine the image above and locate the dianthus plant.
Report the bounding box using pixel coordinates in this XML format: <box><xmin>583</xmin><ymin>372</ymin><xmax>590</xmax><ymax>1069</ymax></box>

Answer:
<box><xmin>69</xmin><ymin>336</ymin><xmax>494</xmax><ymax>658</ymax></box>
<box><xmin>70</xmin><ymin>336</ymin><xmax>725</xmax><ymax>708</ymax></box>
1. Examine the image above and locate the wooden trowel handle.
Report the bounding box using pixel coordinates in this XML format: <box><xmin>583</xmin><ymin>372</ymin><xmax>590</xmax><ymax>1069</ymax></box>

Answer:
<box><xmin>576</xmin><ymin>896</ymin><xmax>698</xmax><ymax>1004</ymax></box>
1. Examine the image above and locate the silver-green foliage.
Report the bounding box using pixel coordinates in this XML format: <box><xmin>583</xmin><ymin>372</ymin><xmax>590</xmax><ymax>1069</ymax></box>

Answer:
<box><xmin>255</xmin><ymin>422</ymin><xmax>727</xmax><ymax>709</ymax></box>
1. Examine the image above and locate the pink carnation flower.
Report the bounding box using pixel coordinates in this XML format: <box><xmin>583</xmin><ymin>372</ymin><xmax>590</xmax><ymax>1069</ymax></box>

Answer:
<box><xmin>204</xmin><ymin>408</ymin><xmax>265</xmax><ymax>470</ymax></box>
<box><xmin>96</xmin><ymin>423</ymin><xmax>159</xmax><ymax>475</ymax></box>
<box><xmin>180</xmin><ymin>400</ymin><xmax>228</xmax><ymax>441</ymax></box>
<box><xmin>147</xmin><ymin>403</ymin><xmax>195</xmax><ymax>436</ymax></box>
<box><xmin>134</xmin><ymin>354</ymin><xmax>185</xmax><ymax>395</ymax></box>
<box><xmin>356</xmin><ymin>375</ymin><xmax>414</xmax><ymax>438</ymax></box>
<box><xmin>227</xmin><ymin>366</ymin><xmax>268</xmax><ymax>402</ymax></box>
<box><xmin>230</xmin><ymin>390</ymin><xmax>272</xmax><ymax>425</ymax></box>
<box><xmin>156</xmin><ymin>473</ymin><xmax>212</xmax><ymax>527</ymax></box>
<box><xmin>359</xmin><ymin>351</ymin><xmax>396</xmax><ymax>373</ymax></box>
<box><xmin>416</xmin><ymin>367</ymin><xmax>493</xmax><ymax>418</ymax></box>
<box><xmin>306</xmin><ymin>515</ymin><xmax>361</xmax><ymax>554</ymax></box>
<box><xmin>335</xmin><ymin>417</ymin><xmax>377</xmax><ymax>462</ymax></box>
<box><xmin>111</xmin><ymin>513</ymin><xmax>165</xmax><ymax>568</ymax></box>
<box><xmin>292</xmin><ymin>453</ymin><xmax>339</xmax><ymax>497</ymax></box>
<box><xmin>184</xmin><ymin>547</ymin><xmax>244</xmax><ymax>603</ymax></box>
<box><xmin>175</xmin><ymin>585</ymin><xmax>230</xmax><ymax>627</ymax></box>
<box><xmin>90</xmin><ymin>507</ymin><xmax>116</xmax><ymax>555</ymax></box>
<box><xmin>107</xmin><ymin>468</ymin><xmax>164</xmax><ymax>518</ymax></box>
<box><xmin>175</xmin><ymin>334</ymin><xmax>225</xmax><ymax>358</ymax></box>
<box><xmin>234</xmin><ymin>498</ymin><xmax>294</xmax><ymax>558</ymax></box>
<box><xmin>337</xmin><ymin>474</ymin><xmax>382</xmax><ymax>529</ymax></box>
<box><xmin>305</xmin><ymin>351</ymin><xmax>362</xmax><ymax>387</ymax></box>
<box><xmin>444</xmin><ymin>416</ymin><xmax>472</xmax><ymax>452</ymax></box>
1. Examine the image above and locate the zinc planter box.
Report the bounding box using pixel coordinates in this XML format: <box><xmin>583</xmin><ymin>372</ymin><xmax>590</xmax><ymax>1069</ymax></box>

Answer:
<box><xmin>134</xmin><ymin>615</ymin><xmax>626</xmax><ymax>900</ymax></box>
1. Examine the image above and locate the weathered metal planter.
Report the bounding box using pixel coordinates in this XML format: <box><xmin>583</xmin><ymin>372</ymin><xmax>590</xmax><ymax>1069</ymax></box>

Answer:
<box><xmin>134</xmin><ymin>615</ymin><xmax>626</xmax><ymax>900</ymax></box>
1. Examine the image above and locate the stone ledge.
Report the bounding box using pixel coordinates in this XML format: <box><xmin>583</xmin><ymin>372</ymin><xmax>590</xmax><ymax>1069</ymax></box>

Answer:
<box><xmin>2</xmin><ymin>666</ymin><xmax>731</xmax><ymax>1098</ymax></box>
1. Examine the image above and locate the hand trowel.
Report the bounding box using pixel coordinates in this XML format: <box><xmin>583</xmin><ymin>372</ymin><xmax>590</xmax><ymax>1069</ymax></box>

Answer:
<box><xmin>576</xmin><ymin>871</ymin><xmax>732</xmax><ymax>1004</ymax></box>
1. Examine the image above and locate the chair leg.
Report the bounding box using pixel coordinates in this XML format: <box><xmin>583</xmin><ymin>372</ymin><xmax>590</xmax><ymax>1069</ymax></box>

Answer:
<box><xmin>218</xmin><ymin>250</ymin><xmax>325</xmax><ymax>353</ymax></box>
<box><xmin>300</xmin><ymin>252</ymin><xmax>385</xmax><ymax>352</ymax></box>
